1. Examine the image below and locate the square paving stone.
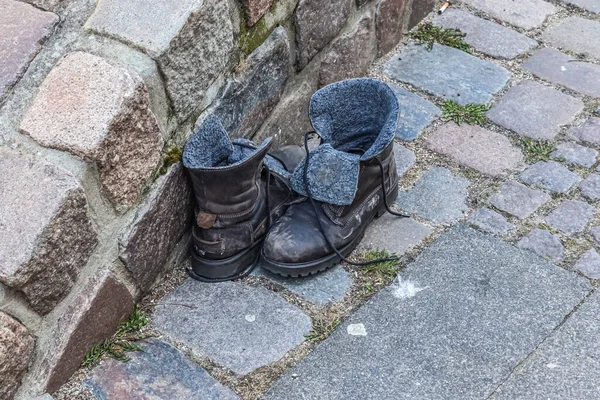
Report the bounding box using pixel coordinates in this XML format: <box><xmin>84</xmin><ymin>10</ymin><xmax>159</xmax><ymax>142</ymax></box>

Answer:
<box><xmin>487</xmin><ymin>81</ymin><xmax>584</xmax><ymax>140</ymax></box>
<box><xmin>557</xmin><ymin>0</ymin><xmax>600</xmax><ymax>12</ymax></box>
<box><xmin>589</xmin><ymin>226</ymin><xmax>600</xmax><ymax>246</ymax></box>
<box><xmin>385</xmin><ymin>43</ymin><xmax>509</xmax><ymax>105</ymax></box>
<box><xmin>390</xmin><ymin>86</ymin><xmax>441</xmax><ymax>141</ymax></box>
<box><xmin>524</xmin><ymin>48</ymin><xmax>600</xmax><ymax>98</ymax></box>
<box><xmin>252</xmin><ymin>265</ymin><xmax>352</xmax><ymax>305</ymax></box>
<box><xmin>434</xmin><ymin>9</ymin><xmax>538</xmax><ymax>59</ymax></box>
<box><xmin>490</xmin><ymin>180</ymin><xmax>550</xmax><ymax>219</ymax></box>
<box><xmin>543</xmin><ymin>17</ymin><xmax>600</xmax><ymax>62</ymax></box>
<box><xmin>574</xmin><ymin>248</ymin><xmax>600</xmax><ymax>279</ymax></box>
<box><xmin>517</xmin><ymin>228</ymin><xmax>565</xmax><ymax>263</ymax></box>
<box><xmin>357</xmin><ymin>213</ymin><xmax>433</xmax><ymax>254</ymax></box>
<box><xmin>264</xmin><ymin>224</ymin><xmax>590</xmax><ymax>400</ymax></box>
<box><xmin>395</xmin><ymin>167</ymin><xmax>470</xmax><ymax>224</ymax></box>
<box><xmin>551</xmin><ymin>142</ymin><xmax>597</xmax><ymax>168</ymax></box>
<box><xmin>83</xmin><ymin>338</ymin><xmax>239</xmax><ymax>400</ymax></box>
<box><xmin>467</xmin><ymin>208</ymin><xmax>515</xmax><ymax>235</ymax></box>
<box><xmin>152</xmin><ymin>278</ymin><xmax>312</xmax><ymax>375</ymax></box>
<box><xmin>495</xmin><ymin>290</ymin><xmax>600</xmax><ymax>399</ymax></box>
<box><xmin>519</xmin><ymin>161</ymin><xmax>582</xmax><ymax>194</ymax></box>
<box><xmin>460</xmin><ymin>0</ymin><xmax>558</xmax><ymax>30</ymax></box>
<box><xmin>579</xmin><ymin>173</ymin><xmax>600</xmax><ymax>201</ymax></box>
<box><xmin>426</xmin><ymin>122</ymin><xmax>524</xmax><ymax>176</ymax></box>
<box><xmin>0</xmin><ymin>0</ymin><xmax>58</xmax><ymax>99</ymax></box>
<box><xmin>570</xmin><ymin>117</ymin><xmax>600</xmax><ymax>145</ymax></box>
<box><xmin>393</xmin><ymin>142</ymin><xmax>416</xmax><ymax>175</ymax></box>
<box><xmin>544</xmin><ymin>199</ymin><xmax>596</xmax><ymax>235</ymax></box>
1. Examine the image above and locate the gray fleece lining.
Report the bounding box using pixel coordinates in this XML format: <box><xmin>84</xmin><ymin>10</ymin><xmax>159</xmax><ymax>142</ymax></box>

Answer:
<box><xmin>291</xmin><ymin>78</ymin><xmax>399</xmax><ymax>205</ymax></box>
<box><xmin>183</xmin><ymin>115</ymin><xmax>289</xmax><ymax>177</ymax></box>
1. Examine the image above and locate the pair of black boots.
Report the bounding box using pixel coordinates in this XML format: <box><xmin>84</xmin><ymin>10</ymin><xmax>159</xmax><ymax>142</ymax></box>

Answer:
<box><xmin>183</xmin><ymin>78</ymin><xmax>402</xmax><ymax>282</ymax></box>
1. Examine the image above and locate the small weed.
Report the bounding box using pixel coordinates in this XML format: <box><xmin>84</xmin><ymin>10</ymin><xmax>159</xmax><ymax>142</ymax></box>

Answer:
<box><xmin>82</xmin><ymin>306</ymin><xmax>148</xmax><ymax>368</ymax></box>
<box><xmin>359</xmin><ymin>249</ymin><xmax>400</xmax><ymax>279</ymax></box>
<box><xmin>157</xmin><ymin>146</ymin><xmax>183</xmax><ymax>176</ymax></box>
<box><xmin>411</xmin><ymin>23</ymin><xmax>470</xmax><ymax>52</ymax></box>
<box><xmin>305</xmin><ymin>315</ymin><xmax>342</xmax><ymax>342</ymax></box>
<box><xmin>520</xmin><ymin>138</ymin><xmax>554</xmax><ymax>164</ymax></box>
<box><xmin>538</xmin><ymin>223</ymin><xmax>559</xmax><ymax>235</ymax></box>
<box><xmin>441</xmin><ymin>100</ymin><xmax>490</xmax><ymax>126</ymax></box>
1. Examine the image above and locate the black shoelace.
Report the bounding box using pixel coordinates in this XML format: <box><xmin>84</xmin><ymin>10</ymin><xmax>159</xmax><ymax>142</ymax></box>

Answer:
<box><xmin>301</xmin><ymin>132</ymin><xmax>408</xmax><ymax>267</ymax></box>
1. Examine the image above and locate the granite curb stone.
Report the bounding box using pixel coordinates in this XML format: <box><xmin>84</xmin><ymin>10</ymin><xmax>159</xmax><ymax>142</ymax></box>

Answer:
<box><xmin>0</xmin><ymin>148</ymin><xmax>98</xmax><ymax>315</ymax></box>
<box><xmin>0</xmin><ymin>311</ymin><xmax>35</xmax><ymax>400</ymax></box>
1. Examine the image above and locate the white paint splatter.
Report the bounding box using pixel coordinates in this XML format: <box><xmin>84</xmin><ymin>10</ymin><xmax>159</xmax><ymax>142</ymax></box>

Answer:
<box><xmin>245</xmin><ymin>314</ymin><xmax>256</xmax><ymax>322</ymax></box>
<box><xmin>393</xmin><ymin>278</ymin><xmax>427</xmax><ymax>299</ymax></box>
<box><xmin>561</xmin><ymin>66</ymin><xmax>567</xmax><ymax>71</ymax></box>
<box><xmin>347</xmin><ymin>323</ymin><xmax>367</xmax><ymax>336</ymax></box>
<box><xmin>546</xmin><ymin>363</ymin><xmax>559</xmax><ymax>369</ymax></box>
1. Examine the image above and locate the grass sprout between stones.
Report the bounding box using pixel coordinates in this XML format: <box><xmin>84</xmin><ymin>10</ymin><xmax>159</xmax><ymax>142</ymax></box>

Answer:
<box><xmin>411</xmin><ymin>23</ymin><xmax>471</xmax><ymax>52</ymax></box>
<box><xmin>520</xmin><ymin>138</ymin><xmax>555</xmax><ymax>164</ymax></box>
<box><xmin>441</xmin><ymin>100</ymin><xmax>490</xmax><ymax>126</ymax></box>
<box><xmin>81</xmin><ymin>305</ymin><xmax>149</xmax><ymax>367</ymax></box>
<box><xmin>305</xmin><ymin>314</ymin><xmax>342</xmax><ymax>342</ymax></box>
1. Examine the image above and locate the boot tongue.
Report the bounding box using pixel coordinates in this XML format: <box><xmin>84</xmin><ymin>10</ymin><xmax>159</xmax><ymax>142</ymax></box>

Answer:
<box><xmin>290</xmin><ymin>144</ymin><xmax>360</xmax><ymax>206</ymax></box>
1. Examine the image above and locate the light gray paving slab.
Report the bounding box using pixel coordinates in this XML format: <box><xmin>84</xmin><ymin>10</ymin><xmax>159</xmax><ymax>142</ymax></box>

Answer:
<box><xmin>393</xmin><ymin>142</ymin><xmax>416</xmax><ymax>176</ymax></box>
<box><xmin>519</xmin><ymin>161</ymin><xmax>582</xmax><ymax>194</ymax></box>
<box><xmin>434</xmin><ymin>9</ymin><xmax>538</xmax><ymax>59</ymax></box>
<box><xmin>83</xmin><ymin>338</ymin><xmax>239</xmax><ymax>400</ymax></box>
<box><xmin>390</xmin><ymin>86</ymin><xmax>441</xmax><ymax>141</ymax></box>
<box><xmin>426</xmin><ymin>122</ymin><xmax>524</xmax><ymax>176</ymax></box>
<box><xmin>152</xmin><ymin>279</ymin><xmax>311</xmax><ymax>375</ymax></box>
<box><xmin>551</xmin><ymin>142</ymin><xmax>597</xmax><ymax>168</ymax></box>
<box><xmin>461</xmin><ymin>0</ymin><xmax>558</xmax><ymax>30</ymax></box>
<box><xmin>544</xmin><ymin>200</ymin><xmax>596</xmax><ymax>235</ymax></box>
<box><xmin>467</xmin><ymin>208</ymin><xmax>515</xmax><ymax>235</ymax></box>
<box><xmin>487</xmin><ymin>81</ymin><xmax>584</xmax><ymax>140</ymax></box>
<box><xmin>557</xmin><ymin>0</ymin><xmax>600</xmax><ymax>13</ymax></box>
<box><xmin>252</xmin><ymin>265</ymin><xmax>352</xmax><ymax>305</ymax></box>
<box><xmin>589</xmin><ymin>226</ymin><xmax>600</xmax><ymax>245</ymax></box>
<box><xmin>543</xmin><ymin>17</ymin><xmax>600</xmax><ymax>62</ymax></box>
<box><xmin>385</xmin><ymin>43</ymin><xmax>509</xmax><ymax>105</ymax></box>
<box><xmin>571</xmin><ymin>117</ymin><xmax>600</xmax><ymax>145</ymax></box>
<box><xmin>395</xmin><ymin>167</ymin><xmax>470</xmax><ymax>224</ymax></box>
<box><xmin>524</xmin><ymin>48</ymin><xmax>600</xmax><ymax>98</ymax></box>
<box><xmin>575</xmin><ymin>249</ymin><xmax>600</xmax><ymax>279</ymax></box>
<box><xmin>265</xmin><ymin>225</ymin><xmax>590</xmax><ymax>400</ymax></box>
<box><xmin>357</xmin><ymin>214</ymin><xmax>433</xmax><ymax>254</ymax></box>
<box><xmin>495</xmin><ymin>290</ymin><xmax>600</xmax><ymax>399</ymax></box>
<box><xmin>517</xmin><ymin>228</ymin><xmax>565</xmax><ymax>262</ymax></box>
<box><xmin>490</xmin><ymin>180</ymin><xmax>550</xmax><ymax>219</ymax></box>
<box><xmin>579</xmin><ymin>173</ymin><xmax>600</xmax><ymax>201</ymax></box>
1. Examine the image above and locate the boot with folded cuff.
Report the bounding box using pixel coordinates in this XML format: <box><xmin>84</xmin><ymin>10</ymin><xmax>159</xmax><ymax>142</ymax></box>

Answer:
<box><xmin>261</xmin><ymin>78</ymin><xmax>402</xmax><ymax>277</ymax></box>
<box><xmin>183</xmin><ymin>115</ymin><xmax>304</xmax><ymax>282</ymax></box>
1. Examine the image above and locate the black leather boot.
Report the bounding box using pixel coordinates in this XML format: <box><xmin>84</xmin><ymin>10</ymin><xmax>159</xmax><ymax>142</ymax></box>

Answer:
<box><xmin>261</xmin><ymin>78</ymin><xmax>403</xmax><ymax>277</ymax></box>
<box><xmin>183</xmin><ymin>116</ymin><xmax>302</xmax><ymax>282</ymax></box>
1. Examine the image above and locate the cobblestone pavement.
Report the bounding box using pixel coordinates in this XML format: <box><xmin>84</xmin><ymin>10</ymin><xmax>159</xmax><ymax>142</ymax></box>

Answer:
<box><xmin>72</xmin><ymin>1</ymin><xmax>600</xmax><ymax>399</ymax></box>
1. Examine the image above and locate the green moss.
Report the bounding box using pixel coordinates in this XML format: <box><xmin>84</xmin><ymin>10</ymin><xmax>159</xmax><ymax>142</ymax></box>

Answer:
<box><xmin>240</xmin><ymin>16</ymin><xmax>274</xmax><ymax>55</ymax></box>
<box><xmin>157</xmin><ymin>146</ymin><xmax>183</xmax><ymax>176</ymax></box>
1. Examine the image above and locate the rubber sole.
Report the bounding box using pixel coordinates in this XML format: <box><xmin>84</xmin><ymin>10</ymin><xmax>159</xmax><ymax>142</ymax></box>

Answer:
<box><xmin>260</xmin><ymin>186</ymin><xmax>399</xmax><ymax>278</ymax></box>
<box><xmin>187</xmin><ymin>239</ymin><xmax>262</xmax><ymax>283</ymax></box>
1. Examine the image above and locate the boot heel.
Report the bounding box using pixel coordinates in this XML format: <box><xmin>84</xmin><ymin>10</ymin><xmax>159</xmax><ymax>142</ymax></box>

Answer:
<box><xmin>188</xmin><ymin>240</ymin><xmax>262</xmax><ymax>283</ymax></box>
